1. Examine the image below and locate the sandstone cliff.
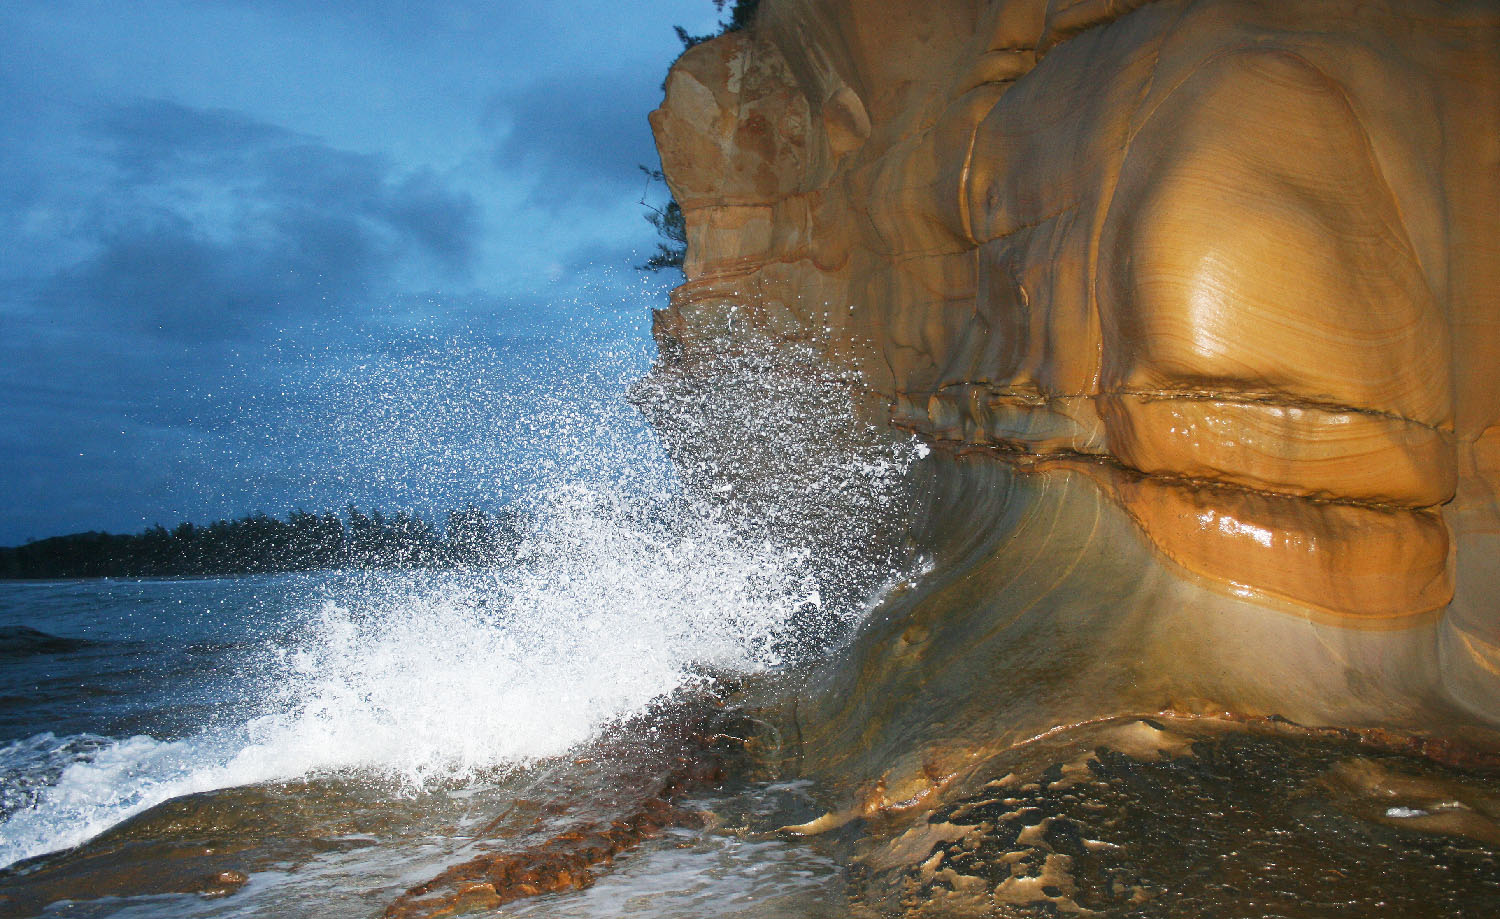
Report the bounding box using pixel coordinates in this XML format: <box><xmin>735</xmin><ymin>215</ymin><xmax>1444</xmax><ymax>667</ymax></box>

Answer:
<box><xmin>650</xmin><ymin>0</ymin><xmax>1500</xmax><ymax>802</ymax></box>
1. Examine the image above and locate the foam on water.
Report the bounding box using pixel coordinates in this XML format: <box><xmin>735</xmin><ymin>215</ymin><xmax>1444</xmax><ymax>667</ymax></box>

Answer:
<box><xmin>0</xmin><ymin>332</ymin><xmax>924</xmax><ymax>870</ymax></box>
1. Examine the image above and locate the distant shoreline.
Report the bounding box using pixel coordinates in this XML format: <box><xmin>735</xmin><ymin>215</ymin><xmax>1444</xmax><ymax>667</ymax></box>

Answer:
<box><xmin>0</xmin><ymin>505</ymin><xmax>525</xmax><ymax>580</ymax></box>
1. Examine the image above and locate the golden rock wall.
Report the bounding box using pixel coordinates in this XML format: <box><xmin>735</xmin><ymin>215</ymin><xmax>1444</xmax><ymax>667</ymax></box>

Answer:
<box><xmin>650</xmin><ymin>0</ymin><xmax>1500</xmax><ymax>747</ymax></box>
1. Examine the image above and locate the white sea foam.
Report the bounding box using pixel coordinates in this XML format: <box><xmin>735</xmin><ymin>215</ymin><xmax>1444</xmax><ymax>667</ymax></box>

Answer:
<box><xmin>0</xmin><ymin>333</ymin><xmax>925</xmax><ymax>869</ymax></box>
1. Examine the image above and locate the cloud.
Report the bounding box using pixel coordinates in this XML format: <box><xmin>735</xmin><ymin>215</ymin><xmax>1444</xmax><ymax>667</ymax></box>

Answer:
<box><xmin>375</xmin><ymin>171</ymin><xmax>481</xmax><ymax>272</ymax></box>
<box><xmin>92</xmin><ymin>99</ymin><xmax>300</xmax><ymax>179</ymax></box>
<box><xmin>0</xmin><ymin>97</ymin><xmax>495</xmax><ymax>539</ymax></box>
<box><xmin>486</xmin><ymin>64</ymin><xmax>666</xmax><ymax>205</ymax></box>
<box><xmin>29</xmin><ymin>99</ymin><xmax>482</xmax><ymax>347</ymax></box>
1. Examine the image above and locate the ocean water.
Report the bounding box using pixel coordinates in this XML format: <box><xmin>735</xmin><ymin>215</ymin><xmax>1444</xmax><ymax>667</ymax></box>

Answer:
<box><xmin>0</xmin><ymin>337</ymin><xmax>923</xmax><ymax>916</ymax></box>
<box><xmin>0</xmin><ymin>569</ymin><xmax>849</xmax><ymax>917</ymax></box>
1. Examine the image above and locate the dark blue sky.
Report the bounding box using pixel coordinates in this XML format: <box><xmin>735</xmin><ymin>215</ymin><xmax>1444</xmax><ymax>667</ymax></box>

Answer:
<box><xmin>0</xmin><ymin>1</ymin><xmax>722</xmax><ymax>544</ymax></box>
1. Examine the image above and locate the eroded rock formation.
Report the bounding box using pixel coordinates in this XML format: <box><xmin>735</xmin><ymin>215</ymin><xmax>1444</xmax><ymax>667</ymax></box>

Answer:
<box><xmin>650</xmin><ymin>0</ymin><xmax>1500</xmax><ymax>801</ymax></box>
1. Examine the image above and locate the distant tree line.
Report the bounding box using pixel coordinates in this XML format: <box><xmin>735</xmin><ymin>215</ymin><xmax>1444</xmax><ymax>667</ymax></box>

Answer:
<box><xmin>0</xmin><ymin>504</ymin><xmax>527</xmax><ymax>580</ymax></box>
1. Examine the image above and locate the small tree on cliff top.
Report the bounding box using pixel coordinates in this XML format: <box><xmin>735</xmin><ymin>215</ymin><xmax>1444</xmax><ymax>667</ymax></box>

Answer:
<box><xmin>639</xmin><ymin>166</ymin><xmax>687</xmax><ymax>273</ymax></box>
<box><xmin>717</xmin><ymin>0</ymin><xmax>759</xmax><ymax>32</ymax></box>
<box><xmin>676</xmin><ymin>0</ymin><xmax>759</xmax><ymax>47</ymax></box>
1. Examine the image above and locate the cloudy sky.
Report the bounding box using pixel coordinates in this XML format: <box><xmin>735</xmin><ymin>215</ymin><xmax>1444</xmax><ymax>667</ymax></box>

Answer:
<box><xmin>0</xmin><ymin>1</ymin><xmax>725</xmax><ymax>544</ymax></box>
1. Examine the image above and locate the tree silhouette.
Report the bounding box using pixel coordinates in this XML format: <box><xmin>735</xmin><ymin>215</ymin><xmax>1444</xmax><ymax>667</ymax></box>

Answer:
<box><xmin>0</xmin><ymin>503</ymin><xmax>527</xmax><ymax>579</ymax></box>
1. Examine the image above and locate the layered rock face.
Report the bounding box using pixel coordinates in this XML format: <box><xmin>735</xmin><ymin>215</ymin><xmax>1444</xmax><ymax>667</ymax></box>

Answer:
<box><xmin>650</xmin><ymin>0</ymin><xmax>1500</xmax><ymax>792</ymax></box>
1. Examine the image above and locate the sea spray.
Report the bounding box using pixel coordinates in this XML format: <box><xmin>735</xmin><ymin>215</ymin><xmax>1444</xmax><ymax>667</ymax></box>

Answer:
<box><xmin>242</xmin><ymin>493</ymin><xmax>816</xmax><ymax>789</ymax></box>
<box><xmin>0</xmin><ymin>328</ymin><xmax>926</xmax><ymax>870</ymax></box>
<box><xmin>633</xmin><ymin>332</ymin><xmax>927</xmax><ymax>651</ymax></box>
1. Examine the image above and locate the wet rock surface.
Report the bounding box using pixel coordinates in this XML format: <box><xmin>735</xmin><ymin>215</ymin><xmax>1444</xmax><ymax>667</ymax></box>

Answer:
<box><xmin>0</xmin><ymin>692</ymin><xmax>763</xmax><ymax>918</ymax></box>
<box><xmin>859</xmin><ymin>718</ymin><xmax>1500</xmax><ymax>917</ymax></box>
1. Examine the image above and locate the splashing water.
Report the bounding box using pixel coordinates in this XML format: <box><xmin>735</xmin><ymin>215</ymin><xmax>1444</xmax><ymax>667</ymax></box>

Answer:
<box><xmin>0</xmin><ymin>330</ymin><xmax>924</xmax><ymax>869</ymax></box>
<box><xmin>635</xmin><ymin>332</ymin><xmax>927</xmax><ymax>643</ymax></box>
<box><xmin>244</xmin><ymin>489</ymin><xmax>817</xmax><ymax>789</ymax></box>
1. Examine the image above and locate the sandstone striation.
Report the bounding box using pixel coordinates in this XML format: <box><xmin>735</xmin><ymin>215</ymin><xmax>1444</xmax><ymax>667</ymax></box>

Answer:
<box><xmin>649</xmin><ymin>0</ymin><xmax>1500</xmax><ymax>812</ymax></box>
